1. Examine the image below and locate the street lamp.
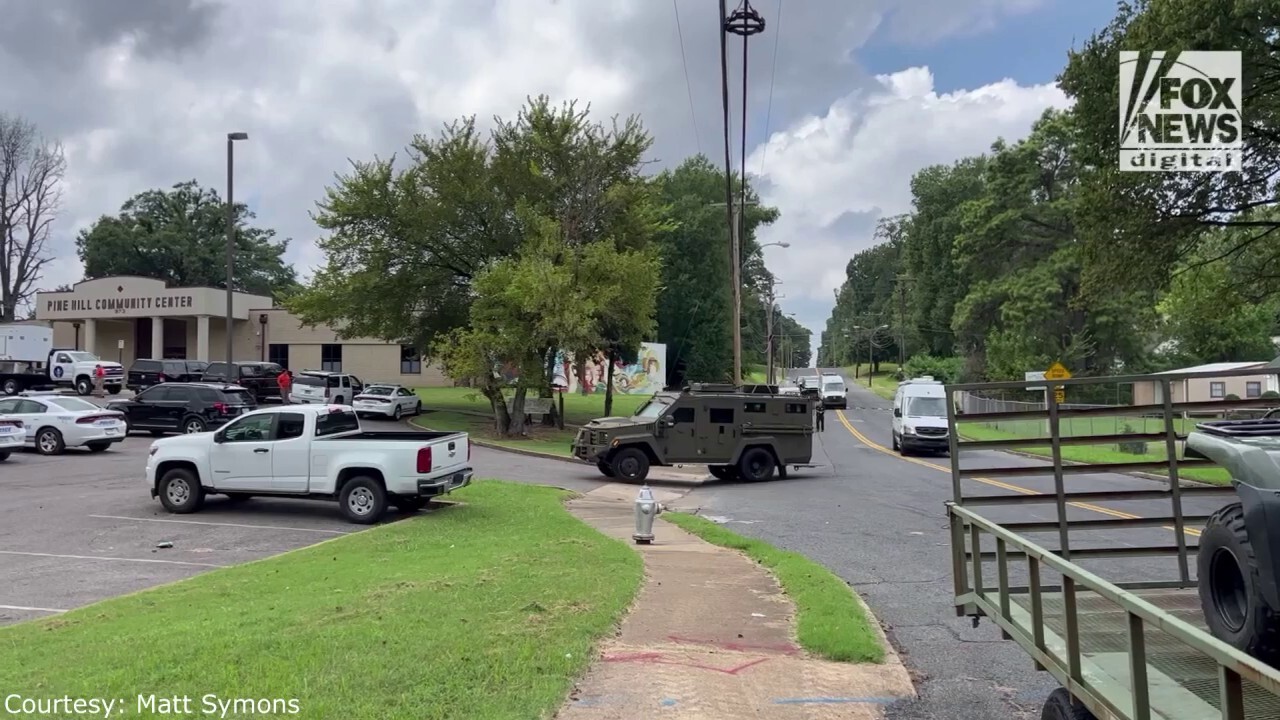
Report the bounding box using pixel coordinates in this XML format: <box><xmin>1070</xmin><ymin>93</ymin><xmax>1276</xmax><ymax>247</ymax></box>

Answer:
<box><xmin>225</xmin><ymin>131</ymin><xmax>248</xmax><ymax>366</ymax></box>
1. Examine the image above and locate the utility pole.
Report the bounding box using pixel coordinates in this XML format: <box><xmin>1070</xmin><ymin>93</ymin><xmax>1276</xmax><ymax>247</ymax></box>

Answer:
<box><xmin>895</xmin><ymin>276</ymin><xmax>908</xmax><ymax>368</ymax></box>
<box><xmin>730</xmin><ymin>203</ymin><xmax>743</xmax><ymax>386</ymax></box>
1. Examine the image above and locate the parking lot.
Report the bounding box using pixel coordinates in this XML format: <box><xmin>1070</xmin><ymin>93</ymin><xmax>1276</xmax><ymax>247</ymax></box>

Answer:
<box><xmin>0</xmin><ymin>397</ymin><xmax>705</xmax><ymax>626</ymax></box>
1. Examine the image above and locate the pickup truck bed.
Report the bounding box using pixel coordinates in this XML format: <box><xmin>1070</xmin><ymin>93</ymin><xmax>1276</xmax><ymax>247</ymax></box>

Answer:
<box><xmin>319</xmin><ymin>431</ymin><xmax>458</xmax><ymax>441</ymax></box>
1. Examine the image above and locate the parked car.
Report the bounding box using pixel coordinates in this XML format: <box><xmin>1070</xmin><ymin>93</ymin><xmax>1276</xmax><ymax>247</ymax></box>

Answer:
<box><xmin>145</xmin><ymin>404</ymin><xmax>472</xmax><ymax>524</ymax></box>
<box><xmin>289</xmin><ymin>370</ymin><xmax>364</xmax><ymax>405</ymax></box>
<box><xmin>352</xmin><ymin>384</ymin><xmax>422</xmax><ymax>420</ymax></box>
<box><xmin>127</xmin><ymin>358</ymin><xmax>209</xmax><ymax>391</ymax></box>
<box><xmin>0</xmin><ymin>414</ymin><xmax>22</xmax><ymax>460</ymax></box>
<box><xmin>200</xmin><ymin>362</ymin><xmax>284</xmax><ymax>403</ymax></box>
<box><xmin>0</xmin><ymin>393</ymin><xmax>126</xmax><ymax>455</ymax></box>
<box><xmin>107</xmin><ymin>382</ymin><xmax>256</xmax><ymax>436</ymax></box>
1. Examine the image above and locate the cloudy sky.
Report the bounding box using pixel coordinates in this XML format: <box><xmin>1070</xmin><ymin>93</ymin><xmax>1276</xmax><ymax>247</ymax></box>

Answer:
<box><xmin>1</xmin><ymin>0</ymin><xmax>1115</xmax><ymax>356</ymax></box>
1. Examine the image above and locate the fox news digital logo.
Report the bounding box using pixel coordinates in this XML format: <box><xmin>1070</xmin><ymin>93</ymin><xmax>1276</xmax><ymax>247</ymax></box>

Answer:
<box><xmin>1119</xmin><ymin>50</ymin><xmax>1242</xmax><ymax>172</ymax></box>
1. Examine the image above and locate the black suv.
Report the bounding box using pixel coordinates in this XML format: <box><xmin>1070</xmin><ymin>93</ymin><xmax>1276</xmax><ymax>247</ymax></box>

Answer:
<box><xmin>199</xmin><ymin>361</ymin><xmax>283</xmax><ymax>403</ymax></box>
<box><xmin>107</xmin><ymin>382</ymin><xmax>256</xmax><ymax>435</ymax></box>
<box><xmin>127</xmin><ymin>359</ymin><xmax>209</xmax><ymax>391</ymax></box>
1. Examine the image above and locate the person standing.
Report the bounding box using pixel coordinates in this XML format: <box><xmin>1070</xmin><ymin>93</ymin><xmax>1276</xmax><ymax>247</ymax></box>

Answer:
<box><xmin>277</xmin><ymin>368</ymin><xmax>292</xmax><ymax>404</ymax></box>
<box><xmin>92</xmin><ymin>364</ymin><xmax>105</xmax><ymax>398</ymax></box>
<box><xmin>815</xmin><ymin>401</ymin><xmax>825</xmax><ymax>432</ymax></box>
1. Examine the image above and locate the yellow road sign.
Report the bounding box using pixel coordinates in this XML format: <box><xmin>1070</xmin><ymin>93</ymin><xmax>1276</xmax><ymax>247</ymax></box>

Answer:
<box><xmin>1045</xmin><ymin>362</ymin><xmax>1072</xmax><ymax>381</ymax></box>
<box><xmin>1054</xmin><ymin>388</ymin><xmax>1066</xmax><ymax>404</ymax></box>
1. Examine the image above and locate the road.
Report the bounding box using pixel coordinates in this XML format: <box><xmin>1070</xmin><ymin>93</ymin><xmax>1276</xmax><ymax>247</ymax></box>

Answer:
<box><xmin>683</xmin><ymin>369</ymin><xmax>1220</xmax><ymax>720</ymax></box>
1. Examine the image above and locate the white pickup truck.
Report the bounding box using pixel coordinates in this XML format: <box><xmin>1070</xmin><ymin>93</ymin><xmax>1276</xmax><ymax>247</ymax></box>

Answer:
<box><xmin>145</xmin><ymin>404</ymin><xmax>472</xmax><ymax>524</ymax></box>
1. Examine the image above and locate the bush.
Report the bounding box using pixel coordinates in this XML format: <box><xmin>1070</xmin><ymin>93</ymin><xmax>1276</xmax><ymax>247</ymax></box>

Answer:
<box><xmin>1118</xmin><ymin>422</ymin><xmax>1149</xmax><ymax>455</ymax></box>
<box><xmin>903</xmin><ymin>354</ymin><xmax>964</xmax><ymax>384</ymax></box>
<box><xmin>1263</xmin><ymin>391</ymin><xmax>1280</xmax><ymax>399</ymax></box>
<box><xmin>1225</xmin><ymin>393</ymin><xmax>1241</xmax><ymax>401</ymax></box>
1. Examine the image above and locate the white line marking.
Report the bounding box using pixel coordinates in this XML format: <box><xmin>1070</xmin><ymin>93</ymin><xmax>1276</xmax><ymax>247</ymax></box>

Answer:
<box><xmin>88</xmin><ymin>514</ymin><xmax>349</xmax><ymax>535</ymax></box>
<box><xmin>0</xmin><ymin>604</ymin><xmax>67</xmax><ymax>614</ymax></box>
<box><xmin>0</xmin><ymin>550</ymin><xmax>223</xmax><ymax>568</ymax></box>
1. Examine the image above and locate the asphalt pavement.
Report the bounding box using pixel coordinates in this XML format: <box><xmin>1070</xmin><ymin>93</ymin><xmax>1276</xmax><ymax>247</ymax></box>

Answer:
<box><xmin>680</xmin><ymin>369</ymin><xmax>1223</xmax><ymax>720</ymax></box>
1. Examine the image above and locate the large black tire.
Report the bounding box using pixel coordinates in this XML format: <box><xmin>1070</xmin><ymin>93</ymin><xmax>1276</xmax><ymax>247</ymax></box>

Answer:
<box><xmin>158</xmin><ymin>468</ymin><xmax>205</xmax><ymax>514</ymax></box>
<box><xmin>1198</xmin><ymin>502</ymin><xmax>1280</xmax><ymax>662</ymax></box>
<box><xmin>1040</xmin><ymin>688</ymin><xmax>1096</xmax><ymax>720</ymax></box>
<box><xmin>596</xmin><ymin>460</ymin><xmax>617</xmax><ymax>478</ymax></box>
<box><xmin>107</xmin><ymin>386</ymin><xmax>121</xmax><ymax>395</ymax></box>
<box><xmin>708</xmin><ymin>465</ymin><xmax>738</xmax><ymax>482</ymax></box>
<box><xmin>2</xmin><ymin>378</ymin><xmax>19</xmax><ymax>395</ymax></box>
<box><xmin>737</xmin><ymin>447</ymin><xmax>776</xmax><ymax>482</ymax></box>
<box><xmin>34</xmin><ymin>427</ymin><xmax>65</xmax><ymax>456</ymax></box>
<box><xmin>892</xmin><ymin>432</ymin><xmax>900</xmax><ymax>451</ymax></box>
<box><xmin>610</xmin><ymin>447</ymin><xmax>650</xmax><ymax>483</ymax></box>
<box><xmin>0</xmin><ymin>451</ymin><xmax>9</xmax><ymax>461</ymax></box>
<box><xmin>339</xmin><ymin>476</ymin><xmax>388</xmax><ymax>524</ymax></box>
<box><xmin>86</xmin><ymin>442</ymin><xmax>111</xmax><ymax>453</ymax></box>
<box><xmin>75</xmin><ymin>377</ymin><xmax>92</xmax><ymax>396</ymax></box>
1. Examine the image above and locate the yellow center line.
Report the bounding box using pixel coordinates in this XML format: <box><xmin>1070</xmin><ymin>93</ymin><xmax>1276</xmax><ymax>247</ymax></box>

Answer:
<box><xmin>834</xmin><ymin>410</ymin><xmax>1201</xmax><ymax>538</ymax></box>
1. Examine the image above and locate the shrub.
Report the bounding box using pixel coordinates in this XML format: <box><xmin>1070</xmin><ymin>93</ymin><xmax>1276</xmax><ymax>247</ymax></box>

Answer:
<box><xmin>1118</xmin><ymin>422</ymin><xmax>1149</xmax><ymax>455</ymax></box>
<box><xmin>1225</xmin><ymin>393</ymin><xmax>1241</xmax><ymax>401</ymax></box>
<box><xmin>903</xmin><ymin>354</ymin><xmax>964</xmax><ymax>384</ymax></box>
<box><xmin>1263</xmin><ymin>391</ymin><xmax>1280</xmax><ymax>399</ymax></box>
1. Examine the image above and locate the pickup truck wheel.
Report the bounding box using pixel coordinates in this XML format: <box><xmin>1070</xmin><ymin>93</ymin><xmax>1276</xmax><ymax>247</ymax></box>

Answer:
<box><xmin>737</xmin><ymin>447</ymin><xmax>776</xmax><ymax>482</ymax></box>
<box><xmin>1040</xmin><ymin>688</ymin><xmax>1096</xmax><ymax>720</ymax></box>
<box><xmin>611</xmin><ymin>447</ymin><xmax>650</xmax><ymax>483</ymax></box>
<box><xmin>2</xmin><ymin>379</ymin><xmax>18</xmax><ymax>395</ymax></box>
<box><xmin>158</xmin><ymin>469</ymin><xmax>205</xmax><ymax>514</ymax></box>
<box><xmin>596</xmin><ymin>460</ymin><xmax>617</xmax><ymax>478</ymax></box>
<box><xmin>75</xmin><ymin>377</ymin><xmax>92</xmax><ymax>395</ymax></box>
<box><xmin>1198</xmin><ymin>502</ymin><xmax>1280</xmax><ymax>662</ymax></box>
<box><xmin>340</xmin><ymin>477</ymin><xmax>387</xmax><ymax>524</ymax></box>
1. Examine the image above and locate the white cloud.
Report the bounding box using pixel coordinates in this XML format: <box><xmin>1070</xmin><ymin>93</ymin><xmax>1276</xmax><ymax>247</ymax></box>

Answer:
<box><xmin>3</xmin><ymin>0</ymin><xmax>1062</xmax><ymax>348</ymax></box>
<box><xmin>747</xmin><ymin>66</ymin><xmax>1070</xmax><ymax>355</ymax></box>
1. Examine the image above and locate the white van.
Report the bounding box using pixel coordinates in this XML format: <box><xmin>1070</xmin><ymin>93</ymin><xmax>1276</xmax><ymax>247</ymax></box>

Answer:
<box><xmin>892</xmin><ymin>376</ymin><xmax>950</xmax><ymax>455</ymax></box>
<box><xmin>819</xmin><ymin>375</ymin><xmax>847</xmax><ymax>409</ymax></box>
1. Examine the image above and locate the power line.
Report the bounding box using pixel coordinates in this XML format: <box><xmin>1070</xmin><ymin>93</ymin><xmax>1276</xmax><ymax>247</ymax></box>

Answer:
<box><xmin>672</xmin><ymin>0</ymin><xmax>701</xmax><ymax>156</ymax></box>
<box><xmin>757</xmin><ymin>0</ymin><xmax>783</xmax><ymax>176</ymax></box>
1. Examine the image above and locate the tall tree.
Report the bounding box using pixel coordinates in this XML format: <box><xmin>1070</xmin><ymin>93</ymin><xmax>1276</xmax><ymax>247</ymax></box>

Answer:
<box><xmin>1060</xmin><ymin>0</ymin><xmax>1280</xmax><ymax>299</ymax></box>
<box><xmin>76</xmin><ymin>180</ymin><xmax>297</xmax><ymax>298</ymax></box>
<box><xmin>0</xmin><ymin>114</ymin><xmax>64</xmax><ymax>322</ymax></box>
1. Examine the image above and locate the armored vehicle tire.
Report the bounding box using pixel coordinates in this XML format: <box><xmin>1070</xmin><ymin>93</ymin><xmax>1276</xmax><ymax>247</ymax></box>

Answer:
<box><xmin>1040</xmin><ymin>688</ymin><xmax>1096</xmax><ymax>720</ymax></box>
<box><xmin>597</xmin><ymin>460</ymin><xmax>617</xmax><ymax>477</ymax></box>
<box><xmin>737</xmin><ymin>447</ymin><xmax>776</xmax><ymax>482</ymax></box>
<box><xmin>708</xmin><ymin>465</ymin><xmax>738</xmax><ymax>482</ymax></box>
<box><xmin>1198</xmin><ymin>502</ymin><xmax>1280</xmax><ymax>662</ymax></box>
<box><xmin>610</xmin><ymin>447</ymin><xmax>650</xmax><ymax>482</ymax></box>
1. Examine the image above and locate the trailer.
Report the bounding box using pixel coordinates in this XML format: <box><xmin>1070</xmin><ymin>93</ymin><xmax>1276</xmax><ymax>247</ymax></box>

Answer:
<box><xmin>0</xmin><ymin>324</ymin><xmax>56</xmax><ymax>395</ymax></box>
<box><xmin>944</xmin><ymin>366</ymin><xmax>1280</xmax><ymax>719</ymax></box>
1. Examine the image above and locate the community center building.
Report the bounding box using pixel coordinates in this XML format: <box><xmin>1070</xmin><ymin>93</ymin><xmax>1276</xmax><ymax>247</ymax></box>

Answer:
<box><xmin>33</xmin><ymin>276</ymin><xmax>449</xmax><ymax>387</ymax></box>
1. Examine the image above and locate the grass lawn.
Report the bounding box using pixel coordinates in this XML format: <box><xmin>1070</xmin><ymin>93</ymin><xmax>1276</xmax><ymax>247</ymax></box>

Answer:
<box><xmin>839</xmin><ymin>363</ymin><xmax>900</xmax><ymax>401</ymax></box>
<box><xmin>0</xmin><ymin>481</ymin><xmax>643</xmax><ymax>720</ymax></box>
<box><xmin>664</xmin><ymin>512</ymin><xmax>884</xmax><ymax>664</ymax></box>
<box><xmin>414</xmin><ymin>387</ymin><xmax>649</xmax><ymax>426</ymax></box>
<box><xmin>957</xmin><ymin>423</ymin><xmax>1231</xmax><ymax>486</ymax></box>
<box><xmin>411</xmin><ymin>410</ymin><xmax>577</xmax><ymax>458</ymax></box>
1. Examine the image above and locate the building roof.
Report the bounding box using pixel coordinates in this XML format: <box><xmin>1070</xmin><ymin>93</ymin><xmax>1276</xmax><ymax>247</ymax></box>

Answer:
<box><xmin>1151</xmin><ymin>361</ymin><xmax>1269</xmax><ymax>375</ymax></box>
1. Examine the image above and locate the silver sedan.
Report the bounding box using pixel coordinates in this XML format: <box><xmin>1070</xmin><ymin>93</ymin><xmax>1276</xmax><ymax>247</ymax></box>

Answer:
<box><xmin>351</xmin><ymin>384</ymin><xmax>422</xmax><ymax>420</ymax></box>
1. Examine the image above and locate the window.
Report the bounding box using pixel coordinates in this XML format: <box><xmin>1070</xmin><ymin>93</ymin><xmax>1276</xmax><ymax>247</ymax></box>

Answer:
<box><xmin>785</xmin><ymin>403</ymin><xmax>808</xmax><ymax>414</ymax></box>
<box><xmin>138</xmin><ymin>386</ymin><xmax>171</xmax><ymax>401</ymax></box>
<box><xmin>47</xmin><ymin>397</ymin><xmax>100</xmax><ymax>412</ymax></box>
<box><xmin>203</xmin><ymin>363</ymin><xmax>228</xmax><ymax>379</ymax></box>
<box><xmin>1210</xmin><ymin>381</ymin><xmax>1226</xmax><ymax>399</ymax></box>
<box><xmin>162</xmin><ymin>361</ymin><xmax>186</xmax><ymax>375</ymax></box>
<box><xmin>671</xmin><ymin>407</ymin><xmax>696</xmax><ymax>423</ymax></box>
<box><xmin>222</xmin><ymin>414</ymin><xmax>274</xmax><ymax>442</ymax></box>
<box><xmin>907</xmin><ymin>397</ymin><xmax>948</xmax><ymax>418</ymax></box>
<box><xmin>276</xmin><ymin>412</ymin><xmax>305</xmax><ymax>440</ymax></box>
<box><xmin>400</xmin><ymin>345</ymin><xmax>422</xmax><ymax>374</ymax></box>
<box><xmin>1247</xmin><ymin>381</ymin><xmax>1262</xmax><ymax>399</ymax></box>
<box><xmin>396</xmin><ymin>388</ymin><xmax>414</xmax><ymax>397</ymax></box>
<box><xmin>744</xmin><ymin>401</ymin><xmax>766</xmax><ymax>413</ymax></box>
<box><xmin>634</xmin><ymin>400</ymin><xmax>671</xmax><ymax>419</ymax></box>
<box><xmin>165</xmin><ymin>386</ymin><xmax>195</xmax><ymax>403</ymax></box>
<box><xmin>268</xmin><ymin>344</ymin><xmax>289</xmax><ymax>369</ymax></box>
<box><xmin>316</xmin><ymin>408</ymin><xmax>360</xmax><ymax>437</ymax></box>
<box><xmin>16</xmin><ymin>400</ymin><xmax>45</xmax><ymax>413</ymax></box>
<box><xmin>0</xmin><ymin>399</ymin><xmax>18</xmax><ymax>413</ymax></box>
<box><xmin>133</xmin><ymin>360</ymin><xmax>160</xmax><ymax>371</ymax></box>
<box><xmin>219</xmin><ymin>389</ymin><xmax>256</xmax><ymax>406</ymax></box>
<box><xmin>709</xmin><ymin>407</ymin><xmax>734</xmax><ymax>424</ymax></box>
<box><xmin>321</xmin><ymin>344</ymin><xmax>343</xmax><ymax>372</ymax></box>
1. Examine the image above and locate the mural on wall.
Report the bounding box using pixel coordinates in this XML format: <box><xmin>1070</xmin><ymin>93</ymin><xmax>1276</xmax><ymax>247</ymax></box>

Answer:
<box><xmin>550</xmin><ymin>342</ymin><xmax>666</xmax><ymax>395</ymax></box>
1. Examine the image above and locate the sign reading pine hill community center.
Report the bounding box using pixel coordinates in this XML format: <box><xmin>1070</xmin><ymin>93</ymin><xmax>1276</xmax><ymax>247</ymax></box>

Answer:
<box><xmin>1119</xmin><ymin>50</ymin><xmax>1242</xmax><ymax>172</ymax></box>
<box><xmin>45</xmin><ymin>294</ymin><xmax>195</xmax><ymax>315</ymax></box>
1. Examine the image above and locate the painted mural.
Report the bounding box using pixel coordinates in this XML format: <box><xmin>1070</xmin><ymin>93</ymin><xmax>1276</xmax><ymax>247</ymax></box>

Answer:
<box><xmin>551</xmin><ymin>342</ymin><xmax>666</xmax><ymax>395</ymax></box>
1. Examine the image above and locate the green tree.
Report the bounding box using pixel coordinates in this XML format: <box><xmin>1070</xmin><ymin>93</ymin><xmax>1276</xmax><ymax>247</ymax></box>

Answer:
<box><xmin>1060</xmin><ymin>0</ymin><xmax>1280</xmax><ymax>299</ymax></box>
<box><xmin>75</xmin><ymin>181</ymin><xmax>297</xmax><ymax>298</ymax></box>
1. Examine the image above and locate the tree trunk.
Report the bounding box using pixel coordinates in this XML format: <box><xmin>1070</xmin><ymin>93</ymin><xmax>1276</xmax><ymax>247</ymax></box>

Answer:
<box><xmin>557</xmin><ymin>389</ymin><xmax>565</xmax><ymax>430</ymax></box>
<box><xmin>576</xmin><ymin>356</ymin><xmax>589</xmax><ymax>395</ymax></box>
<box><xmin>508</xmin><ymin>386</ymin><xmax>529</xmax><ymax>437</ymax></box>
<box><xmin>483</xmin><ymin>385</ymin><xmax>512</xmax><ymax>435</ymax></box>
<box><xmin>541</xmin><ymin>349</ymin><xmax>559</xmax><ymax>427</ymax></box>
<box><xmin>604</xmin><ymin>348</ymin><xmax>616</xmax><ymax>417</ymax></box>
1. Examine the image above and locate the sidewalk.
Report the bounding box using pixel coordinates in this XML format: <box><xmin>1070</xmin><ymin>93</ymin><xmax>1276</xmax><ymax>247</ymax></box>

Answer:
<box><xmin>558</xmin><ymin>484</ymin><xmax>914</xmax><ymax>719</ymax></box>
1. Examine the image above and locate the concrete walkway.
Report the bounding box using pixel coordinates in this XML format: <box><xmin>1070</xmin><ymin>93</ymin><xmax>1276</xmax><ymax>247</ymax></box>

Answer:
<box><xmin>558</xmin><ymin>484</ymin><xmax>915</xmax><ymax>719</ymax></box>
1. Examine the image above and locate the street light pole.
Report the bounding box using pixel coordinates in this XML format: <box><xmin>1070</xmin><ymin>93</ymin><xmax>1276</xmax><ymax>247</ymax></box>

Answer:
<box><xmin>225</xmin><ymin>132</ymin><xmax>248</xmax><ymax>366</ymax></box>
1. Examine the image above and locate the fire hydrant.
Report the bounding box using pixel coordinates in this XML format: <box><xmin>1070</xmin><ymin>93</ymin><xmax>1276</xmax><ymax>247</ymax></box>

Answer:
<box><xmin>633</xmin><ymin>484</ymin><xmax>660</xmax><ymax>545</ymax></box>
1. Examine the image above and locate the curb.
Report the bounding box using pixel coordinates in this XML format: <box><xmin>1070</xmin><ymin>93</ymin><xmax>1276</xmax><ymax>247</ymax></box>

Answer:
<box><xmin>956</xmin><ymin>434</ymin><xmax>1221</xmax><ymax>489</ymax></box>
<box><xmin>419</xmin><ymin>405</ymin><xmax>585</xmax><ymax>431</ymax></box>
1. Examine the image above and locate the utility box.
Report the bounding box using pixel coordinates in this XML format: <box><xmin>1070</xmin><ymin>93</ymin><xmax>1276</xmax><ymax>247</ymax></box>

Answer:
<box><xmin>0</xmin><ymin>324</ymin><xmax>53</xmax><ymax>363</ymax></box>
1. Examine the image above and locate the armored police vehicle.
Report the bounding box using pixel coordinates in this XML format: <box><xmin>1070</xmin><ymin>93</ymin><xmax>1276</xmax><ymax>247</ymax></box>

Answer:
<box><xmin>571</xmin><ymin>383</ymin><xmax>816</xmax><ymax>483</ymax></box>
